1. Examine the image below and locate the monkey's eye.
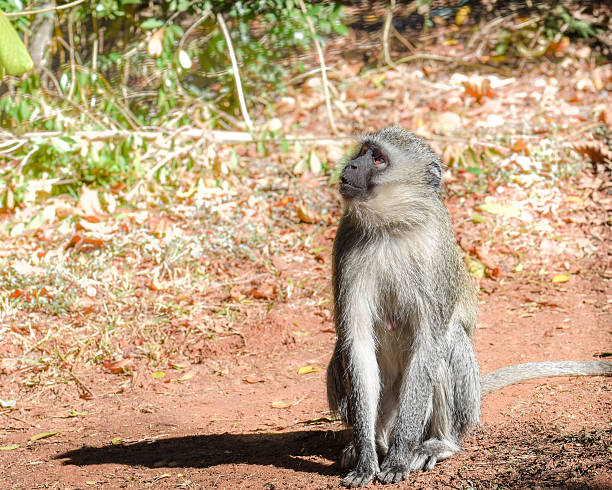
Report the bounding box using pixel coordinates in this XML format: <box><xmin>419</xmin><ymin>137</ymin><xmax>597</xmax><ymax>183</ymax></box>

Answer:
<box><xmin>372</xmin><ymin>149</ymin><xmax>386</xmax><ymax>166</ymax></box>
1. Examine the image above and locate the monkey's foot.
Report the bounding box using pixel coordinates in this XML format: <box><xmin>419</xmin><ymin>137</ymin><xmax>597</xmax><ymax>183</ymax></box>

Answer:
<box><xmin>341</xmin><ymin>465</ymin><xmax>377</xmax><ymax>488</ymax></box>
<box><xmin>376</xmin><ymin>463</ymin><xmax>411</xmax><ymax>484</ymax></box>
<box><xmin>410</xmin><ymin>438</ymin><xmax>460</xmax><ymax>471</ymax></box>
<box><xmin>340</xmin><ymin>443</ymin><xmax>357</xmax><ymax>469</ymax></box>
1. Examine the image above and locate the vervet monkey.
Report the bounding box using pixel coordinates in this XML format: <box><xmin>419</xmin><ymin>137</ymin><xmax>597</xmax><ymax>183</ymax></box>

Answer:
<box><xmin>326</xmin><ymin>126</ymin><xmax>612</xmax><ymax>487</ymax></box>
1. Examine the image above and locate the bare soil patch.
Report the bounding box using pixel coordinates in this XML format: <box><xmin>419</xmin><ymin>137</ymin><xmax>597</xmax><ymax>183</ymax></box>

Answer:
<box><xmin>1</xmin><ymin>236</ymin><xmax>610</xmax><ymax>489</ymax></box>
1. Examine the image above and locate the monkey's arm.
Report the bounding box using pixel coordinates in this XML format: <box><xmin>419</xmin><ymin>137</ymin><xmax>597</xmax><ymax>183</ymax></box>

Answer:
<box><xmin>481</xmin><ymin>360</ymin><xmax>612</xmax><ymax>395</ymax></box>
<box><xmin>334</xmin><ymin>277</ymin><xmax>381</xmax><ymax>487</ymax></box>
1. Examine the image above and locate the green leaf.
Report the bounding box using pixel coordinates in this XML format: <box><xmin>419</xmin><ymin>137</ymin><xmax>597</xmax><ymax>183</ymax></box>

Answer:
<box><xmin>297</xmin><ymin>365</ymin><xmax>322</xmax><ymax>375</ymax></box>
<box><xmin>470</xmin><ymin>213</ymin><xmax>486</xmax><ymax>224</ymax></box>
<box><xmin>29</xmin><ymin>431</ymin><xmax>59</xmax><ymax>442</ymax></box>
<box><xmin>478</xmin><ymin>202</ymin><xmax>521</xmax><ymax>218</ymax></box>
<box><xmin>141</xmin><ymin>19</ymin><xmax>164</xmax><ymax>30</ymax></box>
<box><xmin>465</xmin><ymin>166</ymin><xmax>483</xmax><ymax>175</ymax></box>
<box><xmin>333</xmin><ymin>23</ymin><xmax>349</xmax><ymax>35</ymax></box>
<box><xmin>0</xmin><ymin>11</ymin><xmax>34</xmax><ymax>76</ymax></box>
<box><xmin>552</xmin><ymin>273</ymin><xmax>570</xmax><ymax>284</ymax></box>
<box><xmin>0</xmin><ymin>444</ymin><xmax>19</xmax><ymax>451</ymax></box>
<box><xmin>151</xmin><ymin>370</ymin><xmax>165</xmax><ymax>379</ymax></box>
<box><xmin>466</xmin><ymin>257</ymin><xmax>485</xmax><ymax>279</ymax></box>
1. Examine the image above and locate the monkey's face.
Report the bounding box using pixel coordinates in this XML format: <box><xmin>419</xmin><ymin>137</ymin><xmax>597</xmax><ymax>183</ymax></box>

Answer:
<box><xmin>338</xmin><ymin>127</ymin><xmax>445</xmax><ymax>227</ymax></box>
<box><xmin>339</xmin><ymin>144</ymin><xmax>389</xmax><ymax>200</ymax></box>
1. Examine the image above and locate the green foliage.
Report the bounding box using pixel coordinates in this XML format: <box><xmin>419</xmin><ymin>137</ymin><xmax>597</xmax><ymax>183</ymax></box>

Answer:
<box><xmin>549</xmin><ymin>5</ymin><xmax>600</xmax><ymax>38</ymax></box>
<box><xmin>0</xmin><ymin>1</ymin><xmax>348</xmax><ymax>207</ymax></box>
<box><xmin>494</xmin><ymin>6</ymin><xmax>601</xmax><ymax>58</ymax></box>
<box><xmin>0</xmin><ymin>10</ymin><xmax>33</xmax><ymax>76</ymax></box>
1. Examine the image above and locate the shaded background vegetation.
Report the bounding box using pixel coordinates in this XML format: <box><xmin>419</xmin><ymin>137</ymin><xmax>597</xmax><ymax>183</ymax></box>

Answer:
<box><xmin>1</xmin><ymin>0</ymin><xmax>611</xmax><ymax>209</ymax></box>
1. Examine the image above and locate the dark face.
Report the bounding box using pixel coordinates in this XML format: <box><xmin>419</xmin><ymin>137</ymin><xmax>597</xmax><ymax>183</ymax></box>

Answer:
<box><xmin>339</xmin><ymin>144</ymin><xmax>389</xmax><ymax>199</ymax></box>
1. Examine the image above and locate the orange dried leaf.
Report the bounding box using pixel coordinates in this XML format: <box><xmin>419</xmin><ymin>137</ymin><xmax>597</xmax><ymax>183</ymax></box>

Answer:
<box><xmin>512</xmin><ymin>139</ymin><xmax>528</xmax><ymax>154</ymax></box>
<box><xmin>103</xmin><ymin>359</ymin><xmax>132</xmax><ymax>373</ymax></box>
<box><xmin>65</xmin><ymin>235</ymin><xmax>105</xmax><ymax>251</ymax></box>
<box><xmin>296</xmin><ymin>205</ymin><xmax>321</xmax><ymax>224</ymax></box>
<box><xmin>147</xmin><ymin>277</ymin><xmax>164</xmax><ymax>291</ymax></box>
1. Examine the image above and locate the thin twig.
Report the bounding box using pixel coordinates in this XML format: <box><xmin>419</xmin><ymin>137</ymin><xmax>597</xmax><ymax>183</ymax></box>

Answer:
<box><xmin>69</xmin><ymin>371</ymin><xmax>95</xmax><ymax>398</ymax></box>
<box><xmin>5</xmin><ymin>0</ymin><xmax>86</xmax><ymax>17</ymax></box>
<box><xmin>296</xmin><ymin>0</ymin><xmax>337</xmax><ymax>134</ymax></box>
<box><xmin>67</xmin><ymin>11</ymin><xmax>76</xmax><ymax>101</ymax></box>
<box><xmin>3</xmin><ymin>129</ymin><xmax>354</xmax><ymax>144</ymax></box>
<box><xmin>216</xmin><ymin>13</ymin><xmax>253</xmax><ymax>132</ymax></box>
<box><xmin>179</xmin><ymin>9</ymin><xmax>211</xmax><ymax>51</ymax></box>
<box><xmin>382</xmin><ymin>0</ymin><xmax>396</xmax><ymax>67</ymax></box>
<box><xmin>391</xmin><ymin>24</ymin><xmax>415</xmax><ymax>52</ymax></box>
<box><xmin>395</xmin><ymin>53</ymin><xmax>455</xmax><ymax>64</ymax></box>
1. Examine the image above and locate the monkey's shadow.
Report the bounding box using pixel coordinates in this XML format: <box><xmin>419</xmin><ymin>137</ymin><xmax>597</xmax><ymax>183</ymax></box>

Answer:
<box><xmin>56</xmin><ymin>429</ymin><xmax>347</xmax><ymax>476</ymax></box>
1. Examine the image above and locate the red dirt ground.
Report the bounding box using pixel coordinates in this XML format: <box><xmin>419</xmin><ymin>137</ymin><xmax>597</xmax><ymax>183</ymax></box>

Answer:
<box><xmin>1</xmin><ymin>249</ymin><xmax>610</xmax><ymax>489</ymax></box>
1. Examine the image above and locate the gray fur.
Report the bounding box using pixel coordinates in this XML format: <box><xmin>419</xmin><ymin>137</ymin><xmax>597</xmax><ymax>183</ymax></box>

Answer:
<box><xmin>327</xmin><ymin>127</ymin><xmax>612</xmax><ymax>487</ymax></box>
<box><xmin>481</xmin><ymin>360</ymin><xmax>612</xmax><ymax>395</ymax></box>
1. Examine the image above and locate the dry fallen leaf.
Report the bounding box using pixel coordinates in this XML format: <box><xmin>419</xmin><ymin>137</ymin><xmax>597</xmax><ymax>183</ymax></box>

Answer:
<box><xmin>571</xmin><ymin>142</ymin><xmax>612</xmax><ymax>168</ymax></box>
<box><xmin>463</xmin><ymin>76</ymin><xmax>496</xmax><ymax>100</ymax></box>
<box><xmin>250</xmin><ymin>283</ymin><xmax>276</xmax><ymax>300</ymax></box>
<box><xmin>271</xmin><ymin>400</ymin><xmax>292</xmax><ymax>409</ymax></box>
<box><xmin>65</xmin><ymin>235</ymin><xmax>105</xmax><ymax>251</ymax></box>
<box><xmin>564</xmin><ymin>195</ymin><xmax>584</xmax><ymax>206</ymax></box>
<box><xmin>77</xmin><ymin>186</ymin><xmax>107</xmax><ymax>222</ymax></box>
<box><xmin>296</xmin><ymin>204</ymin><xmax>322</xmax><ymax>224</ymax></box>
<box><xmin>148</xmin><ymin>28</ymin><xmax>165</xmax><ymax>57</ymax></box>
<box><xmin>297</xmin><ymin>365</ymin><xmax>322</xmax><ymax>375</ymax></box>
<box><xmin>103</xmin><ymin>358</ymin><xmax>132</xmax><ymax>373</ymax></box>
<box><xmin>177</xmin><ymin>371</ymin><xmax>195</xmax><ymax>382</ymax></box>
<box><xmin>466</xmin><ymin>257</ymin><xmax>485</xmax><ymax>279</ymax></box>
<box><xmin>552</xmin><ymin>274</ymin><xmax>570</xmax><ymax>284</ymax></box>
<box><xmin>478</xmin><ymin>202</ymin><xmax>521</xmax><ymax>218</ymax></box>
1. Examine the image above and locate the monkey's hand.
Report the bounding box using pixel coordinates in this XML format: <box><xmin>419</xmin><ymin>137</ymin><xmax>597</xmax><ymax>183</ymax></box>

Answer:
<box><xmin>341</xmin><ymin>460</ymin><xmax>378</xmax><ymax>488</ymax></box>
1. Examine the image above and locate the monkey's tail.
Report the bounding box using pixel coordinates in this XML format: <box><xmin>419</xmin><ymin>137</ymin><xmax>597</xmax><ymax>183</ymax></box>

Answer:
<box><xmin>480</xmin><ymin>360</ymin><xmax>612</xmax><ymax>396</ymax></box>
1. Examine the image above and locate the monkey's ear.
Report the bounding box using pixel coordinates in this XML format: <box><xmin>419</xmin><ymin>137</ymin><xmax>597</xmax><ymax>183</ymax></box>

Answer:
<box><xmin>427</xmin><ymin>160</ymin><xmax>443</xmax><ymax>189</ymax></box>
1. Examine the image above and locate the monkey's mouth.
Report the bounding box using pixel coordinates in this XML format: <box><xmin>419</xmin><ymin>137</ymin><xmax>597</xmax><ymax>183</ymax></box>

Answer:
<box><xmin>340</xmin><ymin>179</ymin><xmax>366</xmax><ymax>198</ymax></box>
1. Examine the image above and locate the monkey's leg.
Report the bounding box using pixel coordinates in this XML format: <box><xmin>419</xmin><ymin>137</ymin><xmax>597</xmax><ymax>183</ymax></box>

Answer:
<box><xmin>374</xmin><ymin>357</ymin><xmax>402</xmax><ymax>461</ymax></box>
<box><xmin>377</xmin><ymin>340</ymin><xmax>437</xmax><ymax>484</ymax></box>
<box><xmin>327</xmin><ymin>344</ymin><xmax>350</xmax><ymax>422</ymax></box>
<box><xmin>327</xmin><ymin>346</ymin><xmax>358</xmax><ymax>470</ymax></box>
<box><xmin>411</xmin><ymin>325</ymin><xmax>480</xmax><ymax>472</ymax></box>
<box><xmin>340</xmin><ymin>381</ymin><xmax>399</xmax><ymax>471</ymax></box>
<box><xmin>341</xmin><ymin>329</ymin><xmax>381</xmax><ymax>487</ymax></box>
